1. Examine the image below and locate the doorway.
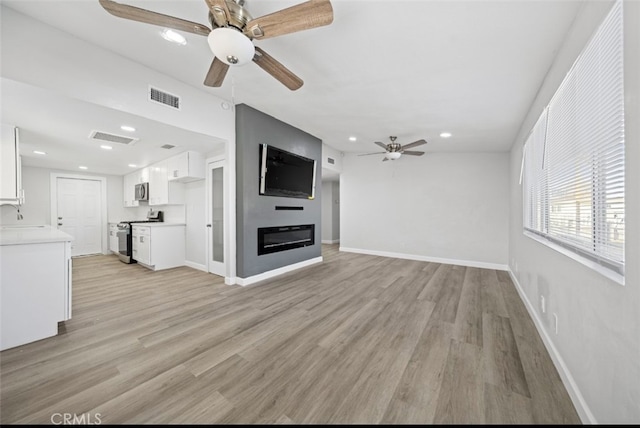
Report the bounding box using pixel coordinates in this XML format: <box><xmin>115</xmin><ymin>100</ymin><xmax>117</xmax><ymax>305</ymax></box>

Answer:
<box><xmin>321</xmin><ymin>179</ymin><xmax>340</xmax><ymax>244</ymax></box>
<box><xmin>51</xmin><ymin>174</ymin><xmax>106</xmax><ymax>256</ymax></box>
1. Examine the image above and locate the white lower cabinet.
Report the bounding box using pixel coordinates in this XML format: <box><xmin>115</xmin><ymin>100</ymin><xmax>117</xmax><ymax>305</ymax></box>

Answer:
<box><xmin>0</xmin><ymin>237</ymin><xmax>72</xmax><ymax>351</ymax></box>
<box><xmin>132</xmin><ymin>224</ymin><xmax>185</xmax><ymax>271</ymax></box>
<box><xmin>108</xmin><ymin>223</ymin><xmax>119</xmax><ymax>253</ymax></box>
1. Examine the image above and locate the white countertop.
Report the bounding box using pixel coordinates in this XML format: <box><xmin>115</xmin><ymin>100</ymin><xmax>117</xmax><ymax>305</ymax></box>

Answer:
<box><xmin>130</xmin><ymin>222</ymin><xmax>186</xmax><ymax>227</ymax></box>
<box><xmin>0</xmin><ymin>225</ymin><xmax>74</xmax><ymax>246</ymax></box>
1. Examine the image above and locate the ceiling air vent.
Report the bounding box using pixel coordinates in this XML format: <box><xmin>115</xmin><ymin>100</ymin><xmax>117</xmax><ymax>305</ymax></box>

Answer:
<box><xmin>89</xmin><ymin>130</ymin><xmax>138</xmax><ymax>145</ymax></box>
<box><xmin>161</xmin><ymin>144</ymin><xmax>176</xmax><ymax>149</ymax></box>
<box><xmin>149</xmin><ymin>86</ymin><xmax>181</xmax><ymax>110</ymax></box>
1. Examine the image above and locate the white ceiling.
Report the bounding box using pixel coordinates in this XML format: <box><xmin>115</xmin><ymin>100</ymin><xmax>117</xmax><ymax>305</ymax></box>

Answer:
<box><xmin>1</xmin><ymin>78</ymin><xmax>225</xmax><ymax>175</ymax></box>
<box><xmin>2</xmin><ymin>0</ymin><xmax>583</xmax><ymax>174</ymax></box>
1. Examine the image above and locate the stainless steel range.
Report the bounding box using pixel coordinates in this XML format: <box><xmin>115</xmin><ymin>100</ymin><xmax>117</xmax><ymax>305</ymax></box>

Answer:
<box><xmin>116</xmin><ymin>210</ymin><xmax>163</xmax><ymax>264</ymax></box>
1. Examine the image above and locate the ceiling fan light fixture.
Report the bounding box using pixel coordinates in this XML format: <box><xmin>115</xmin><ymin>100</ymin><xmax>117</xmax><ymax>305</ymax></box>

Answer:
<box><xmin>385</xmin><ymin>152</ymin><xmax>402</xmax><ymax>160</ymax></box>
<box><xmin>207</xmin><ymin>27</ymin><xmax>255</xmax><ymax>66</ymax></box>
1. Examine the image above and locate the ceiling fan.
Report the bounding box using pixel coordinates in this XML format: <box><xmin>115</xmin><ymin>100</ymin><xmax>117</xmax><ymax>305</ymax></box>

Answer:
<box><xmin>98</xmin><ymin>0</ymin><xmax>334</xmax><ymax>90</ymax></box>
<box><xmin>359</xmin><ymin>136</ymin><xmax>428</xmax><ymax>161</ymax></box>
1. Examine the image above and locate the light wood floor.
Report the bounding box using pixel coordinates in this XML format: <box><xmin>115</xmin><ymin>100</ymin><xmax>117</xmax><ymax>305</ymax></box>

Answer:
<box><xmin>0</xmin><ymin>245</ymin><xmax>580</xmax><ymax>424</ymax></box>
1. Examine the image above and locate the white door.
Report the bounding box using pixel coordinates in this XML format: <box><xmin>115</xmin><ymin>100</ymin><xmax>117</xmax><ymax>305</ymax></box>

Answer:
<box><xmin>56</xmin><ymin>178</ymin><xmax>102</xmax><ymax>256</ymax></box>
<box><xmin>207</xmin><ymin>161</ymin><xmax>225</xmax><ymax>276</ymax></box>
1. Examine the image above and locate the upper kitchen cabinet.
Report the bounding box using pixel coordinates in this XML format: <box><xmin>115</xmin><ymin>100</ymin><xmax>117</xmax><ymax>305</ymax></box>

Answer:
<box><xmin>0</xmin><ymin>124</ymin><xmax>24</xmax><ymax>205</ymax></box>
<box><xmin>167</xmin><ymin>151</ymin><xmax>205</xmax><ymax>182</ymax></box>
<box><xmin>138</xmin><ymin>167</ymin><xmax>150</xmax><ymax>184</ymax></box>
<box><xmin>149</xmin><ymin>160</ymin><xmax>184</xmax><ymax>206</ymax></box>
<box><xmin>123</xmin><ymin>173</ymin><xmax>139</xmax><ymax>207</ymax></box>
<box><xmin>123</xmin><ymin>167</ymin><xmax>150</xmax><ymax>207</ymax></box>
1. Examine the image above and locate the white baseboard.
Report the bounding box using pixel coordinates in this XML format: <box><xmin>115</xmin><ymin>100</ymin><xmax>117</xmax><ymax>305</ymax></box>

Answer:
<box><xmin>184</xmin><ymin>260</ymin><xmax>207</xmax><ymax>272</ymax></box>
<box><xmin>507</xmin><ymin>269</ymin><xmax>596</xmax><ymax>424</ymax></box>
<box><xmin>236</xmin><ymin>256</ymin><xmax>323</xmax><ymax>286</ymax></box>
<box><xmin>339</xmin><ymin>247</ymin><xmax>509</xmax><ymax>271</ymax></box>
<box><xmin>322</xmin><ymin>239</ymin><xmax>340</xmax><ymax>244</ymax></box>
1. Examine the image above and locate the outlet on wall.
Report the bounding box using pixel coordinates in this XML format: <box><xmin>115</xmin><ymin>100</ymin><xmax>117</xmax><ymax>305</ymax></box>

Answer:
<box><xmin>540</xmin><ymin>295</ymin><xmax>546</xmax><ymax>313</ymax></box>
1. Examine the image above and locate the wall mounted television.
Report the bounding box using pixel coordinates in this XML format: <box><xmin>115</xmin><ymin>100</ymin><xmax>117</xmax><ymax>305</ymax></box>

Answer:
<box><xmin>259</xmin><ymin>144</ymin><xmax>317</xmax><ymax>199</ymax></box>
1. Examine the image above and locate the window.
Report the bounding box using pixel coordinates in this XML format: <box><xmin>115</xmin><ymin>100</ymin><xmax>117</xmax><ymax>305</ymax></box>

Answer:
<box><xmin>522</xmin><ymin>0</ymin><xmax>625</xmax><ymax>277</ymax></box>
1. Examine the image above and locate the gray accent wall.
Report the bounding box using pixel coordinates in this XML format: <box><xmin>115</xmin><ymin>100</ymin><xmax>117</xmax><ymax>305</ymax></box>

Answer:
<box><xmin>236</xmin><ymin>104</ymin><xmax>322</xmax><ymax>278</ymax></box>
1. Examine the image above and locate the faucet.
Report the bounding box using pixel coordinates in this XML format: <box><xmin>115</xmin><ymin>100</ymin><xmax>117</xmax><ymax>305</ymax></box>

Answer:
<box><xmin>6</xmin><ymin>204</ymin><xmax>23</xmax><ymax>220</ymax></box>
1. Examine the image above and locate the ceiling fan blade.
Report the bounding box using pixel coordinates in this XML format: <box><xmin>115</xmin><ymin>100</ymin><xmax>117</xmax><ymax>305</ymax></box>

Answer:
<box><xmin>98</xmin><ymin>0</ymin><xmax>211</xmax><ymax>37</ymax></box>
<box><xmin>401</xmin><ymin>139</ymin><xmax>428</xmax><ymax>150</ymax></box>
<box><xmin>374</xmin><ymin>141</ymin><xmax>388</xmax><ymax>150</ymax></box>
<box><xmin>401</xmin><ymin>150</ymin><xmax>425</xmax><ymax>156</ymax></box>
<box><xmin>357</xmin><ymin>152</ymin><xmax>387</xmax><ymax>156</ymax></box>
<box><xmin>203</xmin><ymin>57</ymin><xmax>229</xmax><ymax>87</ymax></box>
<box><xmin>204</xmin><ymin>0</ymin><xmax>231</xmax><ymax>28</ymax></box>
<box><xmin>382</xmin><ymin>157</ymin><xmax>389</xmax><ymax>162</ymax></box>
<box><xmin>252</xmin><ymin>47</ymin><xmax>303</xmax><ymax>90</ymax></box>
<box><xmin>244</xmin><ymin>0</ymin><xmax>334</xmax><ymax>40</ymax></box>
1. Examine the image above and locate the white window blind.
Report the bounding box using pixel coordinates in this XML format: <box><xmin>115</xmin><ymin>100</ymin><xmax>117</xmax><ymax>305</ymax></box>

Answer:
<box><xmin>523</xmin><ymin>0</ymin><xmax>625</xmax><ymax>275</ymax></box>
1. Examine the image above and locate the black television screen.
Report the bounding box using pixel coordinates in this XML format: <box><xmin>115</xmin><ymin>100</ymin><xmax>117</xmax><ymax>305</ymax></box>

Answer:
<box><xmin>259</xmin><ymin>144</ymin><xmax>316</xmax><ymax>199</ymax></box>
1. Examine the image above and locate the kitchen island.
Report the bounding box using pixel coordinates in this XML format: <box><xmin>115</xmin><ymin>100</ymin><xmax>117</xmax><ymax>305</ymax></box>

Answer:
<box><xmin>0</xmin><ymin>225</ymin><xmax>73</xmax><ymax>350</ymax></box>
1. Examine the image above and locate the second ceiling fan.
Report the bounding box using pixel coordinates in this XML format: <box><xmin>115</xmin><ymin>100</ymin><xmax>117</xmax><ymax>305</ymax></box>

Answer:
<box><xmin>98</xmin><ymin>0</ymin><xmax>334</xmax><ymax>90</ymax></box>
<box><xmin>359</xmin><ymin>136</ymin><xmax>428</xmax><ymax>161</ymax></box>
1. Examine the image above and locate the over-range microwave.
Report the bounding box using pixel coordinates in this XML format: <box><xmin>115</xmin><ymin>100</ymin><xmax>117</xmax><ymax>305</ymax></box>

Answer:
<box><xmin>135</xmin><ymin>182</ymin><xmax>149</xmax><ymax>201</ymax></box>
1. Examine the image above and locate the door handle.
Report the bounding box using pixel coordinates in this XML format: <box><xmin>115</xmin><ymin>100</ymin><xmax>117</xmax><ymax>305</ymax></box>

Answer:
<box><xmin>206</xmin><ymin>224</ymin><xmax>212</xmax><ymax>228</ymax></box>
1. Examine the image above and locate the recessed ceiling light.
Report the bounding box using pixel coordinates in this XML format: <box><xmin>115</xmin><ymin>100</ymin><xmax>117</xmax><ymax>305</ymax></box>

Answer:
<box><xmin>128</xmin><ymin>164</ymin><xmax>137</xmax><ymax>168</ymax></box>
<box><xmin>79</xmin><ymin>166</ymin><xmax>88</xmax><ymax>170</ymax></box>
<box><xmin>349</xmin><ymin>136</ymin><xmax>357</xmax><ymax>142</ymax></box>
<box><xmin>100</xmin><ymin>145</ymin><xmax>113</xmax><ymax>150</ymax></box>
<box><xmin>161</xmin><ymin>29</ymin><xmax>186</xmax><ymax>45</ymax></box>
<box><xmin>120</xmin><ymin>125</ymin><xmax>136</xmax><ymax>132</ymax></box>
<box><xmin>33</xmin><ymin>150</ymin><xmax>47</xmax><ymax>155</ymax></box>
<box><xmin>440</xmin><ymin>132</ymin><xmax>452</xmax><ymax>138</ymax></box>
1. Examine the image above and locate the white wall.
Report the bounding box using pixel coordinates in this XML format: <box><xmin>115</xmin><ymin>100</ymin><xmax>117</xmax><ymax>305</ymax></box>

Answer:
<box><xmin>322</xmin><ymin>143</ymin><xmax>343</xmax><ymax>173</ymax></box>
<box><xmin>0</xmin><ymin>166</ymin><xmax>125</xmax><ymax>227</ymax></box>
<box><xmin>508</xmin><ymin>0</ymin><xmax>640</xmax><ymax>423</ymax></box>
<box><xmin>0</xmin><ymin>166</ymin><xmax>125</xmax><ymax>254</ymax></box>
<box><xmin>1</xmin><ymin>166</ymin><xmax>54</xmax><ymax>226</ymax></box>
<box><xmin>341</xmin><ymin>152</ymin><xmax>509</xmax><ymax>268</ymax></box>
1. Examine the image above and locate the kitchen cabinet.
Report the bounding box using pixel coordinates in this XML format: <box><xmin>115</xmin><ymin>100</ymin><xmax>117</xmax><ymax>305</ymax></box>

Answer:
<box><xmin>0</xmin><ymin>124</ymin><xmax>24</xmax><ymax>205</ymax></box>
<box><xmin>123</xmin><ymin>167</ymin><xmax>150</xmax><ymax>207</ymax></box>
<box><xmin>132</xmin><ymin>224</ymin><xmax>185</xmax><ymax>271</ymax></box>
<box><xmin>0</xmin><ymin>226</ymin><xmax>72</xmax><ymax>350</ymax></box>
<box><xmin>148</xmin><ymin>161</ymin><xmax>168</xmax><ymax>206</ymax></box>
<box><xmin>108</xmin><ymin>223</ymin><xmax>119</xmax><ymax>253</ymax></box>
<box><xmin>132</xmin><ymin>225</ymin><xmax>150</xmax><ymax>265</ymax></box>
<box><xmin>148</xmin><ymin>160</ymin><xmax>184</xmax><ymax>206</ymax></box>
<box><xmin>123</xmin><ymin>173</ymin><xmax>139</xmax><ymax>207</ymax></box>
<box><xmin>149</xmin><ymin>159</ymin><xmax>185</xmax><ymax>206</ymax></box>
<box><xmin>167</xmin><ymin>151</ymin><xmax>205</xmax><ymax>182</ymax></box>
<box><xmin>138</xmin><ymin>167</ymin><xmax>150</xmax><ymax>184</ymax></box>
